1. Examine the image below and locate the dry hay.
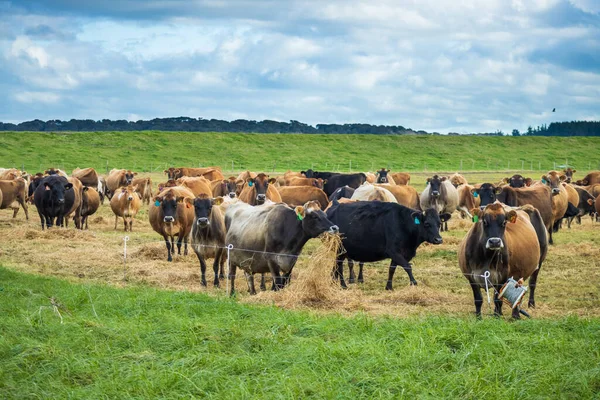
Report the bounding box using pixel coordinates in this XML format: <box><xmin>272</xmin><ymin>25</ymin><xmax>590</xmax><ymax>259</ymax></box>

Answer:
<box><xmin>132</xmin><ymin>244</ymin><xmax>168</xmax><ymax>261</ymax></box>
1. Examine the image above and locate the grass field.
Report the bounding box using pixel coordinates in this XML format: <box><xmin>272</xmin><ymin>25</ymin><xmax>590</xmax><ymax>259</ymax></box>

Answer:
<box><xmin>1</xmin><ymin>132</ymin><xmax>600</xmax><ymax>398</ymax></box>
<box><xmin>2</xmin><ymin>131</ymin><xmax>600</xmax><ymax>173</ymax></box>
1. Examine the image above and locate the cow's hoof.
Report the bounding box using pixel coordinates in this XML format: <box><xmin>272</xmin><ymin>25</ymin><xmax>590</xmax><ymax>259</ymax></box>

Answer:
<box><xmin>348</xmin><ymin>278</ymin><xmax>355</xmax><ymax>284</ymax></box>
<box><xmin>358</xmin><ymin>279</ymin><xmax>364</xmax><ymax>284</ymax></box>
<box><xmin>410</xmin><ymin>281</ymin><xmax>418</xmax><ymax>286</ymax></box>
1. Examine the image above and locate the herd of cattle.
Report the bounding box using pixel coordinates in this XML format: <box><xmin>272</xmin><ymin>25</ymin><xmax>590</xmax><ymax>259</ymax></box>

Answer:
<box><xmin>1</xmin><ymin>165</ymin><xmax>599</xmax><ymax>318</ymax></box>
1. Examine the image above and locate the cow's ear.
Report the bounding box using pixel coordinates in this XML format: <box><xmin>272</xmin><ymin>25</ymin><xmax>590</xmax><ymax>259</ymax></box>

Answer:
<box><xmin>212</xmin><ymin>196</ymin><xmax>224</xmax><ymax>206</ymax></box>
<box><xmin>470</xmin><ymin>187</ymin><xmax>479</xmax><ymax>196</ymax></box>
<box><xmin>163</xmin><ymin>170</ymin><xmax>168</xmax><ymax>174</ymax></box>
<box><xmin>559</xmin><ymin>174</ymin><xmax>566</xmax><ymax>181</ymax></box>
<box><xmin>440</xmin><ymin>213</ymin><xmax>452</xmax><ymax>222</ymax></box>
<box><xmin>524</xmin><ymin>178</ymin><xmax>533</xmax><ymax>186</ymax></box>
<box><xmin>323</xmin><ymin>179</ymin><xmax>327</xmax><ymax>184</ymax></box>
<box><xmin>153</xmin><ymin>195</ymin><xmax>162</xmax><ymax>203</ymax></box>
<box><xmin>184</xmin><ymin>197</ymin><xmax>193</xmax><ymax>206</ymax></box>
<box><xmin>573</xmin><ymin>169</ymin><xmax>577</xmax><ymax>173</ymax></box>
<box><xmin>410</xmin><ymin>211</ymin><xmax>423</xmax><ymax>225</ymax></box>
<box><xmin>65</xmin><ymin>183</ymin><xmax>73</xmax><ymax>190</ymax></box>
<box><xmin>503</xmin><ymin>177</ymin><xmax>510</xmax><ymax>183</ymax></box>
<box><xmin>587</xmin><ymin>198</ymin><xmax>594</xmax><ymax>206</ymax></box>
<box><xmin>506</xmin><ymin>210</ymin><xmax>518</xmax><ymax>224</ymax></box>
<box><xmin>471</xmin><ymin>208</ymin><xmax>483</xmax><ymax>223</ymax></box>
<box><xmin>300</xmin><ymin>171</ymin><xmax>306</xmax><ymax>175</ymax></box>
<box><xmin>541</xmin><ymin>175</ymin><xmax>548</xmax><ymax>184</ymax></box>
<box><xmin>222</xmin><ymin>179</ymin><xmax>228</xmax><ymax>185</ymax></box>
<box><xmin>268</xmin><ymin>178</ymin><xmax>277</xmax><ymax>184</ymax></box>
<box><xmin>494</xmin><ymin>186</ymin><xmax>503</xmax><ymax>195</ymax></box>
<box><xmin>83</xmin><ymin>187</ymin><xmax>89</xmax><ymax>192</ymax></box>
<box><xmin>133</xmin><ymin>172</ymin><xmax>138</xmax><ymax>176</ymax></box>
<box><xmin>441</xmin><ymin>176</ymin><xmax>447</xmax><ymax>182</ymax></box>
<box><xmin>248</xmin><ymin>178</ymin><xmax>255</xmax><ymax>187</ymax></box>
<box><xmin>294</xmin><ymin>206</ymin><xmax>305</xmax><ymax>220</ymax></box>
<box><xmin>44</xmin><ymin>183</ymin><xmax>50</xmax><ymax>189</ymax></box>
<box><xmin>426</xmin><ymin>178</ymin><xmax>431</xmax><ymax>183</ymax></box>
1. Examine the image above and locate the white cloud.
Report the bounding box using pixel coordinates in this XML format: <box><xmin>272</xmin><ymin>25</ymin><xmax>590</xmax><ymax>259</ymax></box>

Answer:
<box><xmin>14</xmin><ymin>91</ymin><xmax>60</xmax><ymax>104</ymax></box>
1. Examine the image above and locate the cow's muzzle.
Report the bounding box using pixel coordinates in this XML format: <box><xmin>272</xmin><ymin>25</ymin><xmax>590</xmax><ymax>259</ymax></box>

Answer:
<box><xmin>432</xmin><ymin>236</ymin><xmax>443</xmax><ymax>245</ymax></box>
<box><xmin>552</xmin><ymin>188</ymin><xmax>560</xmax><ymax>195</ymax></box>
<box><xmin>256</xmin><ymin>194</ymin><xmax>266</xmax><ymax>203</ymax></box>
<box><xmin>57</xmin><ymin>198</ymin><xmax>65</xmax><ymax>204</ymax></box>
<box><xmin>197</xmin><ymin>217</ymin><xmax>209</xmax><ymax>226</ymax></box>
<box><xmin>328</xmin><ymin>225</ymin><xmax>339</xmax><ymax>234</ymax></box>
<box><xmin>128</xmin><ymin>196</ymin><xmax>133</xmax><ymax>201</ymax></box>
<box><xmin>486</xmin><ymin>237</ymin><xmax>504</xmax><ymax>250</ymax></box>
<box><xmin>432</xmin><ymin>190</ymin><xmax>440</xmax><ymax>197</ymax></box>
<box><xmin>229</xmin><ymin>192</ymin><xmax>236</xmax><ymax>198</ymax></box>
<box><xmin>163</xmin><ymin>216</ymin><xmax>175</xmax><ymax>223</ymax></box>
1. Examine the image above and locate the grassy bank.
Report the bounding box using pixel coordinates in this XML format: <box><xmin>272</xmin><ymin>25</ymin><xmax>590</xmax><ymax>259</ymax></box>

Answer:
<box><xmin>2</xmin><ymin>131</ymin><xmax>599</xmax><ymax>173</ymax></box>
<box><xmin>1</xmin><ymin>267</ymin><xmax>599</xmax><ymax>399</ymax></box>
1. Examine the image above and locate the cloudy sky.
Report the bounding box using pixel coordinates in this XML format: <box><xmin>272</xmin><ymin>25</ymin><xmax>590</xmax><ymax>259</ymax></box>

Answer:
<box><xmin>1</xmin><ymin>0</ymin><xmax>599</xmax><ymax>133</ymax></box>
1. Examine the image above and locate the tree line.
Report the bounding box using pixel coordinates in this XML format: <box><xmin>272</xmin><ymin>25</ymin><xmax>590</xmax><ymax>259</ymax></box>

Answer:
<box><xmin>0</xmin><ymin>117</ymin><xmax>598</xmax><ymax>135</ymax></box>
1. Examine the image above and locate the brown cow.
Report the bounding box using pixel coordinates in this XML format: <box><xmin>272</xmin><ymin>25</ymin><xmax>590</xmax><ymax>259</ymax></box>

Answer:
<box><xmin>375</xmin><ymin>184</ymin><xmax>420</xmax><ymax>209</ymax></box>
<box><xmin>540</xmin><ymin>171</ymin><xmax>569</xmax><ymax>233</ymax></box>
<box><xmin>277</xmin><ymin>186</ymin><xmax>329</xmax><ymax>210</ymax></box>
<box><xmin>72</xmin><ymin>167</ymin><xmax>99</xmax><ymax>187</ymax></box>
<box><xmin>449</xmin><ymin>173</ymin><xmax>467</xmax><ymax>188</ymax></box>
<box><xmin>211</xmin><ymin>177</ymin><xmax>238</xmax><ymax>199</ymax></box>
<box><xmin>375</xmin><ymin>169</ymin><xmax>396</xmax><ymax>184</ymax></box>
<box><xmin>390</xmin><ymin>172</ymin><xmax>410</xmax><ymax>185</ymax></box>
<box><xmin>165</xmin><ymin>167</ymin><xmax>223</xmax><ymax>181</ymax></box>
<box><xmin>457</xmin><ymin>184</ymin><xmax>479</xmax><ymax>219</ymax></box>
<box><xmin>65</xmin><ymin>177</ymin><xmax>83</xmax><ymax>229</ymax></box>
<box><xmin>579</xmin><ymin>171</ymin><xmax>600</xmax><ymax>186</ymax></box>
<box><xmin>110</xmin><ymin>185</ymin><xmax>141</xmax><ymax>231</ymax></box>
<box><xmin>132</xmin><ymin>177</ymin><xmax>153</xmax><ymax>205</ymax></box>
<box><xmin>149</xmin><ymin>186</ymin><xmax>195</xmax><ymax>262</ymax></box>
<box><xmin>286</xmin><ymin>177</ymin><xmax>325</xmax><ymax>189</ymax></box>
<box><xmin>283</xmin><ymin>170</ymin><xmax>303</xmax><ymax>179</ymax></box>
<box><xmin>563</xmin><ymin>183</ymin><xmax>579</xmax><ymax>209</ymax></box>
<box><xmin>238</xmin><ymin>173</ymin><xmax>282</xmax><ymax>205</ymax></box>
<box><xmin>0</xmin><ymin>178</ymin><xmax>29</xmax><ymax>219</ymax></box>
<box><xmin>596</xmin><ymin>194</ymin><xmax>600</xmax><ymax>222</ymax></box>
<box><xmin>459</xmin><ymin>202</ymin><xmax>547</xmax><ymax>319</ymax></box>
<box><xmin>80</xmin><ymin>187</ymin><xmax>100</xmax><ymax>230</ymax></box>
<box><xmin>106</xmin><ymin>169</ymin><xmax>137</xmax><ymax>199</ymax></box>
<box><xmin>364</xmin><ymin>172</ymin><xmax>376</xmax><ymax>183</ymax></box>
<box><xmin>563</xmin><ymin>168</ymin><xmax>576</xmax><ymax>183</ymax></box>
<box><xmin>580</xmin><ymin>184</ymin><xmax>600</xmax><ymax>198</ymax></box>
<box><xmin>176</xmin><ymin>176</ymin><xmax>212</xmax><ymax>197</ymax></box>
<box><xmin>0</xmin><ymin>168</ymin><xmax>26</xmax><ymax>180</ymax></box>
<box><xmin>235</xmin><ymin>170</ymin><xmax>258</xmax><ymax>193</ymax></box>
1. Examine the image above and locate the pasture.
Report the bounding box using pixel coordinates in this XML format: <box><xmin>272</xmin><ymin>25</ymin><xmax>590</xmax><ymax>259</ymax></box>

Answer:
<box><xmin>1</xmin><ymin>132</ymin><xmax>600</xmax><ymax>398</ymax></box>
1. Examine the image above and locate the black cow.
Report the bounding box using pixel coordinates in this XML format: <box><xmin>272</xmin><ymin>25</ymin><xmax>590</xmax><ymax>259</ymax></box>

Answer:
<box><xmin>326</xmin><ymin>201</ymin><xmax>450</xmax><ymax>290</ymax></box>
<box><xmin>504</xmin><ymin>174</ymin><xmax>533</xmax><ymax>188</ymax></box>
<box><xmin>33</xmin><ymin>175</ymin><xmax>75</xmax><ymax>230</ymax></box>
<box><xmin>302</xmin><ymin>169</ymin><xmax>339</xmax><ymax>180</ymax></box>
<box><xmin>323</xmin><ymin>173</ymin><xmax>367</xmax><ymax>197</ymax></box>
<box><xmin>376</xmin><ymin>168</ymin><xmax>391</xmax><ymax>183</ymax></box>
<box><xmin>570</xmin><ymin>187</ymin><xmax>596</xmax><ymax>226</ymax></box>
<box><xmin>328</xmin><ymin>185</ymin><xmax>355</xmax><ymax>201</ymax></box>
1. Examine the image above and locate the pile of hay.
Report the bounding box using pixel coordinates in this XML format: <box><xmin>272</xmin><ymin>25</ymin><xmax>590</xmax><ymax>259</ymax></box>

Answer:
<box><xmin>132</xmin><ymin>244</ymin><xmax>166</xmax><ymax>261</ymax></box>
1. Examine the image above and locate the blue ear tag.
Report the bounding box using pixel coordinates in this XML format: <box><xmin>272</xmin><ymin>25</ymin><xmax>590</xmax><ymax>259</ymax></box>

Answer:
<box><xmin>248</xmin><ymin>181</ymin><xmax>253</xmax><ymax>187</ymax></box>
<box><xmin>414</xmin><ymin>217</ymin><xmax>420</xmax><ymax>225</ymax></box>
<box><xmin>541</xmin><ymin>179</ymin><xmax>547</xmax><ymax>184</ymax></box>
<box><xmin>473</xmin><ymin>215</ymin><xmax>479</xmax><ymax>223</ymax></box>
<box><xmin>154</xmin><ymin>200</ymin><xmax>160</xmax><ymax>207</ymax></box>
<box><xmin>473</xmin><ymin>192</ymin><xmax>479</xmax><ymax>198</ymax></box>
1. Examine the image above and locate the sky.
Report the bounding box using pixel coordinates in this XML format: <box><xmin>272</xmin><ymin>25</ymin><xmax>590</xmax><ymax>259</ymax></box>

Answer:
<box><xmin>1</xmin><ymin>0</ymin><xmax>599</xmax><ymax>133</ymax></box>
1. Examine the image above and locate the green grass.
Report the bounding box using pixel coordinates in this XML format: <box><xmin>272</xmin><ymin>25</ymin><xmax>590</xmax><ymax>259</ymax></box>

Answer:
<box><xmin>1</xmin><ymin>267</ymin><xmax>599</xmax><ymax>399</ymax></box>
<box><xmin>2</xmin><ymin>131</ymin><xmax>600</xmax><ymax>173</ymax></box>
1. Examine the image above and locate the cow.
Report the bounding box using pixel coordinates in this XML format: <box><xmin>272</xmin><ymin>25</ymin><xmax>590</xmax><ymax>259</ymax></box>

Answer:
<box><xmin>390</xmin><ymin>172</ymin><xmax>410</xmax><ymax>185</ymax></box>
<box><xmin>328</xmin><ymin>186</ymin><xmax>355</xmax><ymax>202</ymax></box>
<box><xmin>303</xmin><ymin>169</ymin><xmax>338</xmax><ymax>180</ymax></box>
<box><xmin>238</xmin><ymin>173</ymin><xmax>282</xmax><ymax>205</ymax></box>
<box><xmin>374</xmin><ymin>184</ymin><xmax>420</xmax><ymax>209</ymax></box>
<box><xmin>563</xmin><ymin>168</ymin><xmax>576</xmax><ymax>183</ymax></box>
<box><xmin>0</xmin><ymin>168</ymin><xmax>26</xmax><ymax>180</ymax></box>
<box><xmin>44</xmin><ymin>168</ymin><xmax>68</xmax><ymax>178</ymax></box>
<box><xmin>110</xmin><ymin>185</ymin><xmax>141</xmax><ymax>232</ymax></box>
<box><xmin>0</xmin><ymin>178</ymin><xmax>29</xmax><ymax>219</ymax></box>
<box><xmin>475</xmin><ymin>183</ymin><xmax>556</xmax><ymax>244</ymax></box>
<box><xmin>579</xmin><ymin>184</ymin><xmax>600</xmax><ymax>198</ymax></box>
<box><xmin>286</xmin><ymin>177</ymin><xmax>325</xmax><ymax>189</ymax></box>
<box><xmin>364</xmin><ymin>172</ymin><xmax>376</xmax><ymax>183</ymax></box>
<box><xmin>79</xmin><ymin>187</ymin><xmax>100</xmax><ymax>230</ymax></box>
<box><xmin>375</xmin><ymin>169</ymin><xmax>396</xmax><ymax>184</ymax></box>
<box><xmin>98</xmin><ymin>176</ymin><xmax>107</xmax><ymax>204</ymax></box>
<box><xmin>211</xmin><ymin>177</ymin><xmax>238</xmax><ymax>199</ymax></box>
<box><xmin>579</xmin><ymin>171</ymin><xmax>600</xmax><ymax>186</ymax></box>
<box><xmin>449</xmin><ymin>173</ymin><xmax>467</xmax><ymax>188</ymax></box>
<box><xmin>323</xmin><ymin>173</ymin><xmax>367</xmax><ymax>197</ymax></box>
<box><xmin>420</xmin><ymin>175</ymin><xmax>458</xmax><ymax>231</ymax></box>
<box><xmin>505</xmin><ymin>174</ymin><xmax>533</xmax><ymax>188</ymax></box>
<box><xmin>456</xmin><ymin>184</ymin><xmax>479</xmax><ymax>219</ymax></box>
<box><xmin>237</xmin><ymin>170</ymin><xmax>258</xmax><ymax>182</ymax></box>
<box><xmin>326</xmin><ymin>201</ymin><xmax>449</xmax><ymax>289</ymax></box>
<box><xmin>131</xmin><ymin>177</ymin><xmax>153</xmax><ymax>205</ymax></box>
<box><xmin>596</xmin><ymin>195</ymin><xmax>600</xmax><ymax>222</ymax></box>
<box><xmin>27</xmin><ymin>173</ymin><xmax>45</xmax><ymax>203</ymax></box>
<box><xmin>277</xmin><ymin>186</ymin><xmax>329</xmax><ymax>210</ymax></box>
<box><xmin>570</xmin><ymin>187</ymin><xmax>596</xmax><ymax>226</ymax></box>
<box><xmin>164</xmin><ymin>167</ymin><xmax>223</xmax><ymax>181</ymax></box>
<box><xmin>283</xmin><ymin>170</ymin><xmax>303</xmax><ymax>180</ymax></box>
<box><xmin>458</xmin><ymin>202</ymin><xmax>548</xmax><ymax>319</ymax></box>
<box><xmin>190</xmin><ymin>195</ymin><xmax>227</xmax><ymax>287</ymax></box>
<box><xmin>149</xmin><ymin>186</ymin><xmax>195</xmax><ymax>262</ymax></box>
<box><xmin>176</xmin><ymin>176</ymin><xmax>212</xmax><ymax>197</ymax></box>
<box><xmin>106</xmin><ymin>169</ymin><xmax>137</xmax><ymax>199</ymax></box>
<box><xmin>351</xmin><ymin>182</ymin><xmax>397</xmax><ymax>203</ymax></box>
<box><xmin>71</xmin><ymin>167</ymin><xmax>99</xmax><ymax>187</ymax></box>
<box><xmin>225</xmin><ymin>201</ymin><xmax>339</xmax><ymax>295</ymax></box>
<box><xmin>64</xmin><ymin>177</ymin><xmax>83</xmax><ymax>229</ymax></box>
<box><xmin>540</xmin><ymin>171</ymin><xmax>569</xmax><ymax>234</ymax></box>
<box><xmin>33</xmin><ymin>175</ymin><xmax>75</xmax><ymax>229</ymax></box>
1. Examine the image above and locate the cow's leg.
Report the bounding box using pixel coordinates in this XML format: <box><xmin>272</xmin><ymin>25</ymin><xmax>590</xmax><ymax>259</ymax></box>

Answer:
<box><xmin>19</xmin><ymin>199</ymin><xmax>29</xmax><ymax>220</ymax></box>
<box><xmin>219</xmin><ymin>249</ymin><xmax>226</xmax><ymax>280</ymax></box>
<box><xmin>335</xmin><ymin>257</ymin><xmax>348</xmax><ymax>289</ymax></box>
<box><xmin>212</xmin><ymin>248</ymin><xmax>222</xmax><ymax>287</ymax></box>
<box><xmin>245</xmin><ymin>272</ymin><xmax>256</xmax><ymax>295</ymax></box>
<box><xmin>45</xmin><ymin>215</ymin><xmax>52</xmax><ymax>229</ymax></box>
<box><xmin>197</xmin><ymin>253</ymin><xmax>208</xmax><ymax>287</ymax></box>
<box><xmin>129</xmin><ymin>217</ymin><xmax>133</xmax><ymax>232</ymax></box>
<box><xmin>183</xmin><ymin>235</ymin><xmax>188</xmax><ymax>256</ymax></box>
<box><xmin>123</xmin><ymin>217</ymin><xmax>128</xmax><ymax>232</ymax></box>
<box><xmin>165</xmin><ymin>236</ymin><xmax>173</xmax><ymax>262</ymax></box>
<box><xmin>229</xmin><ymin>264</ymin><xmax>237</xmax><ymax>296</ymax></box>
<box><xmin>12</xmin><ymin>206</ymin><xmax>19</xmax><ymax>218</ymax></box>
<box><xmin>260</xmin><ymin>273</ymin><xmax>267</xmax><ymax>291</ymax></box>
<box><xmin>358</xmin><ymin>262</ymin><xmax>364</xmax><ymax>283</ymax></box>
<box><xmin>59</xmin><ymin>214</ymin><xmax>66</xmax><ymax>228</ymax></box>
<box><xmin>567</xmin><ymin>216</ymin><xmax>573</xmax><ymax>229</ymax></box>
<box><xmin>347</xmin><ymin>259</ymin><xmax>355</xmax><ymax>284</ymax></box>
<box><xmin>176</xmin><ymin>235</ymin><xmax>183</xmax><ymax>255</ymax></box>
<box><xmin>268</xmin><ymin>261</ymin><xmax>283</xmax><ymax>290</ymax></box>
<box><xmin>388</xmin><ymin>252</ymin><xmax>415</xmax><ymax>289</ymax></box>
<box><xmin>38</xmin><ymin>212</ymin><xmax>45</xmax><ymax>230</ymax></box>
<box><xmin>114</xmin><ymin>215</ymin><xmax>118</xmax><ymax>230</ymax></box>
<box><xmin>548</xmin><ymin>227</ymin><xmax>553</xmax><ymax>245</ymax></box>
<box><xmin>576</xmin><ymin>214</ymin><xmax>582</xmax><ymax>225</ymax></box>
<box><xmin>493</xmin><ymin>289</ymin><xmax>503</xmax><ymax>317</ymax></box>
<box><xmin>528</xmin><ymin>266</ymin><xmax>541</xmax><ymax>308</ymax></box>
<box><xmin>282</xmin><ymin>271</ymin><xmax>292</xmax><ymax>287</ymax></box>
<box><xmin>469</xmin><ymin>279</ymin><xmax>483</xmax><ymax>319</ymax></box>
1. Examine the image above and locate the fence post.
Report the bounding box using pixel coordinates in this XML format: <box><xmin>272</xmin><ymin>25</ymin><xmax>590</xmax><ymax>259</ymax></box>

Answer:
<box><xmin>349</xmin><ymin>160</ymin><xmax>352</xmax><ymax>172</ymax></box>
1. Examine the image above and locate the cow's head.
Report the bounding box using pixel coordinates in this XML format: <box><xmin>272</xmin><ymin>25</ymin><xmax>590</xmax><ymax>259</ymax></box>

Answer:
<box><xmin>295</xmin><ymin>201</ymin><xmax>339</xmax><ymax>237</ymax></box>
<box><xmin>124</xmin><ymin>170</ymin><xmax>137</xmax><ymax>185</ymax></box>
<box><xmin>248</xmin><ymin>173</ymin><xmax>276</xmax><ymax>205</ymax></box>
<box><xmin>472</xmin><ymin>183</ymin><xmax>502</xmax><ymax>207</ymax></box>
<box><xmin>426</xmin><ymin>175</ymin><xmax>446</xmax><ymax>198</ymax></box>
<box><xmin>504</xmin><ymin>174</ymin><xmax>532</xmax><ymax>188</ymax></box>
<box><xmin>312</xmin><ymin>178</ymin><xmax>325</xmax><ymax>189</ymax></box>
<box><xmin>222</xmin><ymin>178</ymin><xmax>238</xmax><ymax>198</ymax></box>
<box><xmin>193</xmin><ymin>194</ymin><xmax>223</xmax><ymax>228</ymax></box>
<box><xmin>472</xmin><ymin>202</ymin><xmax>517</xmax><ymax>251</ymax></box>
<box><xmin>376</xmin><ymin>168</ymin><xmax>390</xmax><ymax>183</ymax></box>
<box><xmin>45</xmin><ymin>168</ymin><xmax>59</xmax><ymax>175</ymax></box>
<box><xmin>163</xmin><ymin>168</ymin><xmax>180</xmax><ymax>180</ymax></box>
<box><xmin>541</xmin><ymin>171</ymin><xmax>565</xmax><ymax>195</ymax></box>
<box><xmin>120</xmin><ymin>185</ymin><xmax>138</xmax><ymax>202</ymax></box>
<box><xmin>44</xmin><ymin>179</ymin><xmax>73</xmax><ymax>204</ymax></box>
<box><xmin>154</xmin><ymin>191</ymin><xmax>191</xmax><ymax>223</ymax></box>
<box><xmin>563</xmin><ymin>168</ymin><xmax>576</xmax><ymax>183</ymax></box>
<box><xmin>411</xmin><ymin>208</ymin><xmax>450</xmax><ymax>245</ymax></box>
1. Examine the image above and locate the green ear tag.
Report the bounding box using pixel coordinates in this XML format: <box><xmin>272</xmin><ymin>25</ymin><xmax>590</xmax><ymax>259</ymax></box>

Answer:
<box><xmin>154</xmin><ymin>200</ymin><xmax>160</xmax><ymax>207</ymax></box>
<box><xmin>414</xmin><ymin>217</ymin><xmax>420</xmax><ymax>225</ymax></box>
<box><xmin>473</xmin><ymin>192</ymin><xmax>478</xmax><ymax>198</ymax></box>
<box><xmin>473</xmin><ymin>215</ymin><xmax>479</xmax><ymax>223</ymax></box>
<box><xmin>248</xmin><ymin>181</ymin><xmax>253</xmax><ymax>187</ymax></box>
<box><xmin>297</xmin><ymin>213</ymin><xmax>303</xmax><ymax>221</ymax></box>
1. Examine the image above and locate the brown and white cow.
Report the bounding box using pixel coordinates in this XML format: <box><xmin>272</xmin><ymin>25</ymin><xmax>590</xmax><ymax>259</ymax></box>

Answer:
<box><xmin>420</xmin><ymin>175</ymin><xmax>458</xmax><ymax>231</ymax></box>
<box><xmin>106</xmin><ymin>169</ymin><xmax>137</xmax><ymax>199</ymax></box>
<box><xmin>72</xmin><ymin>167</ymin><xmax>99</xmax><ymax>187</ymax></box>
<box><xmin>456</xmin><ymin>184</ymin><xmax>479</xmax><ymax>219</ymax></box>
<box><xmin>80</xmin><ymin>187</ymin><xmax>100</xmax><ymax>230</ymax></box>
<box><xmin>131</xmin><ymin>177</ymin><xmax>153</xmax><ymax>205</ymax></box>
<box><xmin>238</xmin><ymin>173</ymin><xmax>282</xmax><ymax>205</ymax></box>
<box><xmin>110</xmin><ymin>185</ymin><xmax>141</xmax><ymax>232</ymax></box>
<box><xmin>286</xmin><ymin>177</ymin><xmax>325</xmax><ymax>189</ymax></box>
<box><xmin>190</xmin><ymin>195</ymin><xmax>227</xmax><ymax>287</ymax></box>
<box><xmin>390</xmin><ymin>172</ymin><xmax>411</xmax><ymax>185</ymax></box>
<box><xmin>278</xmin><ymin>186</ymin><xmax>330</xmax><ymax>210</ymax></box>
<box><xmin>459</xmin><ymin>202</ymin><xmax>547</xmax><ymax>319</ymax></box>
<box><xmin>149</xmin><ymin>186</ymin><xmax>195</xmax><ymax>262</ymax></box>
<box><xmin>351</xmin><ymin>182</ymin><xmax>397</xmax><ymax>202</ymax></box>
<box><xmin>176</xmin><ymin>176</ymin><xmax>212</xmax><ymax>197</ymax></box>
<box><xmin>374</xmin><ymin>184</ymin><xmax>420</xmax><ymax>209</ymax></box>
<box><xmin>0</xmin><ymin>178</ymin><xmax>29</xmax><ymax>219</ymax></box>
<box><xmin>211</xmin><ymin>177</ymin><xmax>238</xmax><ymax>199</ymax></box>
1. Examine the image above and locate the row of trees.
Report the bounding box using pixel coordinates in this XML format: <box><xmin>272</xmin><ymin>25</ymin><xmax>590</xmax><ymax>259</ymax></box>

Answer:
<box><xmin>0</xmin><ymin>117</ymin><xmax>598</xmax><ymax>136</ymax></box>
